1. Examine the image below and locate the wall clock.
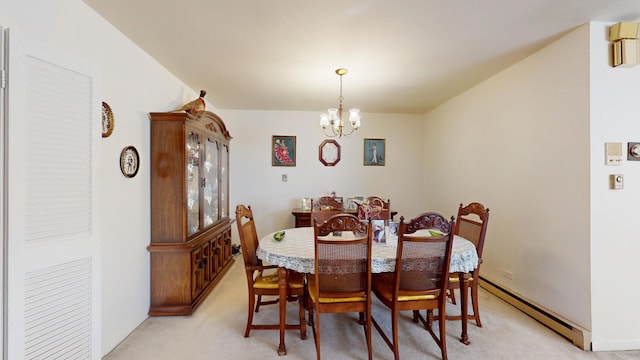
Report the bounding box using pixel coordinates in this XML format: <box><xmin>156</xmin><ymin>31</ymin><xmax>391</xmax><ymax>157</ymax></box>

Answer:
<box><xmin>120</xmin><ymin>145</ymin><xmax>139</xmax><ymax>178</ymax></box>
<box><xmin>102</xmin><ymin>101</ymin><xmax>114</xmax><ymax>138</ymax></box>
<box><xmin>319</xmin><ymin>139</ymin><xmax>341</xmax><ymax>166</ymax></box>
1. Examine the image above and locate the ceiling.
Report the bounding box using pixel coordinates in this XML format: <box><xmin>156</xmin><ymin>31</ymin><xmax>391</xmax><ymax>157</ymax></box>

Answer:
<box><xmin>84</xmin><ymin>0</ymin><xmax>640</xmax><ymax>114</ymax></box>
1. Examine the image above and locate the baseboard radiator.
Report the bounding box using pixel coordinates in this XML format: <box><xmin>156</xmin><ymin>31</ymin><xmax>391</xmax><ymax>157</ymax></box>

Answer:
<box><xmin>479</xmin><ymin>276</ymin><xmax>591</xmax><ymax>350</ymax></box>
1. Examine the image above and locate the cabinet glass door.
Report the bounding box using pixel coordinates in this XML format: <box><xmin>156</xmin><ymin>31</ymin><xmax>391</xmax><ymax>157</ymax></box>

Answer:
<box><xmin>186</xmin><ymin>131</ymin><xmax>201</xmax><ymax>235</ymax></box>
<box><xmin>220</xmin><ymin>143</ymin><xmax>229</xmax><ymax>218</ymax></box>
<box><xmin>202</xmin><ymin>137</ymin><xmax>219</xmax><ymax>227</ymax></box>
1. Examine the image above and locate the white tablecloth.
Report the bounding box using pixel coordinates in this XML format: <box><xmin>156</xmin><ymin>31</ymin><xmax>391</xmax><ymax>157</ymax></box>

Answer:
<box><xmin>257</xmin><ymin>227</ymin><xmax>478</xmax><ymax>274</ymax></box>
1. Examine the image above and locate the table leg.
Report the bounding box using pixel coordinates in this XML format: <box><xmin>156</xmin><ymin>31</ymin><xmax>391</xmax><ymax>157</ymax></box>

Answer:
<box><xmin>459</xmin><ymin>272</ymin><xmax>470</xmax><ymax>345</ymax></box>
<box><xmin>277</xmin><ymin>267</ymin><xmax>287</xmax><ymax>355</ymax></box>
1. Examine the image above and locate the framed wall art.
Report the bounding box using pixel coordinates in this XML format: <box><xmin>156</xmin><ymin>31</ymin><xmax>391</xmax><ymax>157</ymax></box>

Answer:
<box><xmin>301</xmin><ymin>197</ymin><xmax>312</xmax><ymax>210</ymax></box>
<box><xmin>364</xmin><ymin>138</ymin><xmax>385</xmax><ymax>166</ymax></box>
<box><xmin>347</xmin><ymin>197</ymin><xmax>362</xmax><ymax>211</ymax></box>
<box><xmin>120</xmin><ymin>145</ymin><xmax>139</xmax><ymax>178</ymax></box>
<box><xmin>102</xmin><ymin>101</ymin><xmax>114</xmax><ymax>138</ymax></box>
<box><xmin>272</xmin><ymin>135</ymin><xmax>296</xmax><ymax>166</ymax></box>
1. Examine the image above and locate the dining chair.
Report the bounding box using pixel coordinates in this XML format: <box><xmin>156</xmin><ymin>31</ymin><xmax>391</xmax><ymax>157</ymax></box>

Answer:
<box><xmin>356</xmin><ymin>197</ymin><xmax>390</xmax><ymax>221</ymax></box>
<box><xmin>308</xmin><ymin>214</ymin><xmax>373</xmax><ymax>360</ymax></box>
<box><xmin>235</xmin><ymin>204</ymin><xmax>306</xmax><ymax>339</ymax></box>
<box><xmin>366</xmin><ymin>196</ymin><xmax>390</xmax><ymax>209</ymax></box>
<box><xmin>371</xmin><ymin>212</ymin><xmax>455</xmax><ymax>360</ymax></box>
<box><xmin>311</xmin><ymin>197</ymin><xmax>343</xmax><ymax>225</ymax></box>
<box><xmin>446</xmin><ymin>202</ymin><xmax>490</xmax><ymax>327</ymax></box>
<box><xmin>313</xmin><ymin>196</ymin><xmax>344</xmax><ymax>211</ymax></box>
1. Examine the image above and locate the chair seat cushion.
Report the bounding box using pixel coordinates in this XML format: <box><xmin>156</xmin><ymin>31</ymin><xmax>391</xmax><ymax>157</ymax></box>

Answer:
<box><xmin>307</xmin><ymin>277</ymin><xmax>366</xmax><ymax>303</ymax></box>
<box><xmin>448</xmin><ymin>274</ymin><xmax>474</xmax><ymax>283</ymax></box>
<box><xmin>254</xmin><ymin>272</ymin><xmax>304</xmax><ymax>289</ymax></box>
<box><xmin>372</xmin><ymin>273</ymin><xmax>438</xmax><ymax>301</ymax></box>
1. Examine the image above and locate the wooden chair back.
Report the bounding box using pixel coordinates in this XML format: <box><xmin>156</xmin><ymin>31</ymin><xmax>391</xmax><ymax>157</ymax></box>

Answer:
<box><xmin>313</xmin><ymin>214</ymin><xmax>372</xmax><ymax>298</ymax></box>
<box><xmin>453</xmin><ymin>202</ymin><xmax>490</xmax><ymax>258</ymax></box>
<box><xmin>311</xmin><ymin>197</ymin><xmax>343</xmax><ymax>225</ymax></box>
<box><xmin>235</xmin><ymin>204</ymin><xmax>261</xmax><ymax>267</ymax></box>
<box><xmin>312</xmin><ymin>196</ymin><xmax>344</xmax><ymax>211</ymax></box>
<box><xmin>356</xmin><ymin>197</ymin><xmax>390</xmax><ymax>221</ymax></box>
<box><xmin>395</xmin><ymin>213</ymin><xmax>454</xmax><ymax>298</ymax></box>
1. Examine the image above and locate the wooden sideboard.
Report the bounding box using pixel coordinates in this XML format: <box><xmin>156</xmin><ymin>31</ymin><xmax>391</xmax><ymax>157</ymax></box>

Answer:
<box><xmin>291</xmin><ymin>208</ymin><xmax>397</xmax><ymax>227</ymax></box>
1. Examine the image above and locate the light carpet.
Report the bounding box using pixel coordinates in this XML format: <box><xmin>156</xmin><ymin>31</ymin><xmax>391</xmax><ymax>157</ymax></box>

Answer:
<box><xmin>104</xmin><ymin>258</ymin><xmax>640</xmax><ymax>359</ymax></box>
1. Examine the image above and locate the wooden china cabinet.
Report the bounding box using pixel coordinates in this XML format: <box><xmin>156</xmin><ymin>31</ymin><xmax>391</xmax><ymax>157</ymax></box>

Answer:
<box><xmin>148</xmin><ymin>111</ymin><xmax>233</xmax><ymax>316</ymax></box>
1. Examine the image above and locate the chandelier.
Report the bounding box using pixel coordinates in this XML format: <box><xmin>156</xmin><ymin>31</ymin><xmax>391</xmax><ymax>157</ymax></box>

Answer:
<box><xmin>320</xmin><ymin>68</ymin><xmax>361</xmax><ymax>138</ymax></box>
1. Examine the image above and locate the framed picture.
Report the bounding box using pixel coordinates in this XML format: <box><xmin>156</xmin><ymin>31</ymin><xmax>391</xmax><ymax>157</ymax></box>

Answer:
<box><xmin>272</xmin><ymin>135</ymin><xmax>296</xmax><ymax>166</ymax></box>
<box><xmin>364</xmin><ymin>138</ymin><xmax>385</xmax><ymax>166</ymax></box>
<box><xmin>386</xmin><ymin>221</ymin><xmax>398</xmax><ymax>247</ymax></box>
<box><xmin>346</xmin><ymin>197</ymin><xmax>358</xmax><ymax>211</ymax></box>
<box><xmin>102</xmin><ymin>101</ymin><xmax>114</xmax><ymax>138</ymax></box>
<box><xmin>347</xmin><ymin>196</ymin><xmax>364</xmax><ymax>211</ymax></box>
<box><xmin>388</xmin><ymin>221</ymin><xmax>398</xmax><ymax>236</ymax></box>
<box><xmin>301</xmin><ymin>197</ymin><xmax>312</xmax><ymax>211</ymax></box>
<box><xmin>371</xmin><ymin>219</ymin><xmax>386</xmax><ymax>244</ymax></box>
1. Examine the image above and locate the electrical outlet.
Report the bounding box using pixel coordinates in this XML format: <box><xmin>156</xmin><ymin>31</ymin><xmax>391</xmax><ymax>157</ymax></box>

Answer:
<box><xmin>281</xmin><ymin>174</ymin><xmax>288</xmax><ymax>182</ymax></box>
<box><xmin>502</xmin><ymin>270</ymin><xmax>513</xmax><ymax>280</ymax></box>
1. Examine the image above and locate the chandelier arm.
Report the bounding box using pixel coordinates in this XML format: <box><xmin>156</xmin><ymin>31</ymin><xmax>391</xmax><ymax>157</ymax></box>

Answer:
<box><xmin>323</xmin><ymin>127</ymin><xmax>339</xmax><ymax>138</ymax></box>
<box><xmin>340</xmin><ymin>126</ymin><xmax>355</xmax><ymax>137</ymax></box>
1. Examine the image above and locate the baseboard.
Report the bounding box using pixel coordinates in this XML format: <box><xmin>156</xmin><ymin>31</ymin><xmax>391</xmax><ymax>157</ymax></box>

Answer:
<box><xmin>479</xmin><ymin>276</ymin><xmax>591</xmax><ymax>350</ymax></box>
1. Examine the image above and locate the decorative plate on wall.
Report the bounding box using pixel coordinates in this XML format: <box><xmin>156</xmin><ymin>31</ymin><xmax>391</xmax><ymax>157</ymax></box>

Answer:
<box><xmin>102</xmin><ymin>101</ymin><xmax>114</xmax><ymax>138</ymax></box>
<box><xmin>120</xmin><ymin>145</ymin><xmax>139</xmax><ymax>178</ymax></box>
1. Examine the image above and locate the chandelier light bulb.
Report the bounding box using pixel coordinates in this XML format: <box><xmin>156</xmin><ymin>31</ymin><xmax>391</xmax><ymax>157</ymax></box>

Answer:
<box><xmin>349</xmin><ymin>108</ymin><xmax>361</xmax><ymax>128</ymax></box>
<box><xmin>328</xmin><ymin>108</ymin><xmax>339</xmax><ymax>122</ymax></box>
<box><xmin>320</xmin><ymin>113</ymin><xmax>329</xmax><ymax>128</ymax></box>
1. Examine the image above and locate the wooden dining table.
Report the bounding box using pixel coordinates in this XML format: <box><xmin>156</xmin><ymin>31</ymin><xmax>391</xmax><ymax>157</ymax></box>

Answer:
<box><xmin>257</xmin><ymin>226</ymin><xmax>479</xmax><ymax>355</ymax></box>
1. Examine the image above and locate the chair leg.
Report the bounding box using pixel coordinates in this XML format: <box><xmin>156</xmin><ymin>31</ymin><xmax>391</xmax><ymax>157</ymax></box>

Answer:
<box><xmin>391</xmin><ymin>308</ymin><xmax>400</xmax><ymax>360</ymax></box>
<box><xmin>439</xmin><ymin>304</ymin><xmax>448</xmax><ymax>360</ymax></box>
<box><xmin>255</xmin><ymin>294</ymin><xmax>262</xmax><ymax>313</ymax></box>
<box><xmin>427</xmin><ymin>309</ymin><xmax>434</xmax><ymax>328</ymax></box>
<box><xmin>365</xmin><ymin>310</ymin><xmax>372</xmax><ymax>360</ymax></box>
<box><xmin>314</xmin><ymin>310</ymin><xmax>321</xmax><ymax>360</ymax></box>
<box><xmin>245</xmin><ymin>292</ymin><xmax>255</xmax><ymax>337</ymax></box>
<box><xmin>412</xmin><ymin>310</ymin><xmax>419</xmax><ymax>323</ymax></box>
<box><xmin>471</xmin><ymin>280</ymin><xmax>482</xmax><ymax>327</ymax></box>
<box><xmin>298</xmin><ymin>296</ymin><xmax>307</xmax><ymax>340</ymax></box>
<box><xmin>307</xmin><ymin>301</ymin><xmax>315</xmax><ymax>327</ymax></box>
<box><xmin>448</xmin><ymin>288</ymin><xmax>457</xmax><ymax>305</ymax></box>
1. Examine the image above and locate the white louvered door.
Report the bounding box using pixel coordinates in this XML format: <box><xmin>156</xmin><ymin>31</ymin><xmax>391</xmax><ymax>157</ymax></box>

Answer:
<box><xmin>1</xmin><ymin>26</ymin><xmax>7</xmax><ymax>360</ymax></box>
<box><xmin>6</xmin><ymin>45</ymin><xmax>101</xmax><ymax>359</ymax></box>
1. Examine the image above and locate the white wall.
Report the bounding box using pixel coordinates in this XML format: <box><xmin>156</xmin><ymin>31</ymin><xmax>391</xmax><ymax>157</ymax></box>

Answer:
<box><xmin>423</xmin><ymin>22</ymin><xmax>640</xmax><ymax>350</ymax></box>
<box><xmin>0</xmin><ymin>0</ymin><xmax>208</xmax><ymax>355</ymax></box>
<box><xmin>589</xmin><ymin>22</ymin><xmax>640</xmax><ymax>351</ymax></box>
<box><xmin>220</xmin><ymin>109</ymin><xmax>427</xmax><ymax>239</ymax></box>
<box><xmin>422</xmin><ymin>24</ymin><xmax>592</xmax><ymax>331</ymax></box>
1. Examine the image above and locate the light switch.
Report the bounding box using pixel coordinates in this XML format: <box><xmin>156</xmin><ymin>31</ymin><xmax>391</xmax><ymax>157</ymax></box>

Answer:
<box><xmin>610</xmin><ymin>174</ymin><xmax>624</xmax><ymax>189</ymax></box>
<box><xmin>605</xmin><ymin>143</ymin><xmax>623</xmax><ymax>165</ymax></box>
